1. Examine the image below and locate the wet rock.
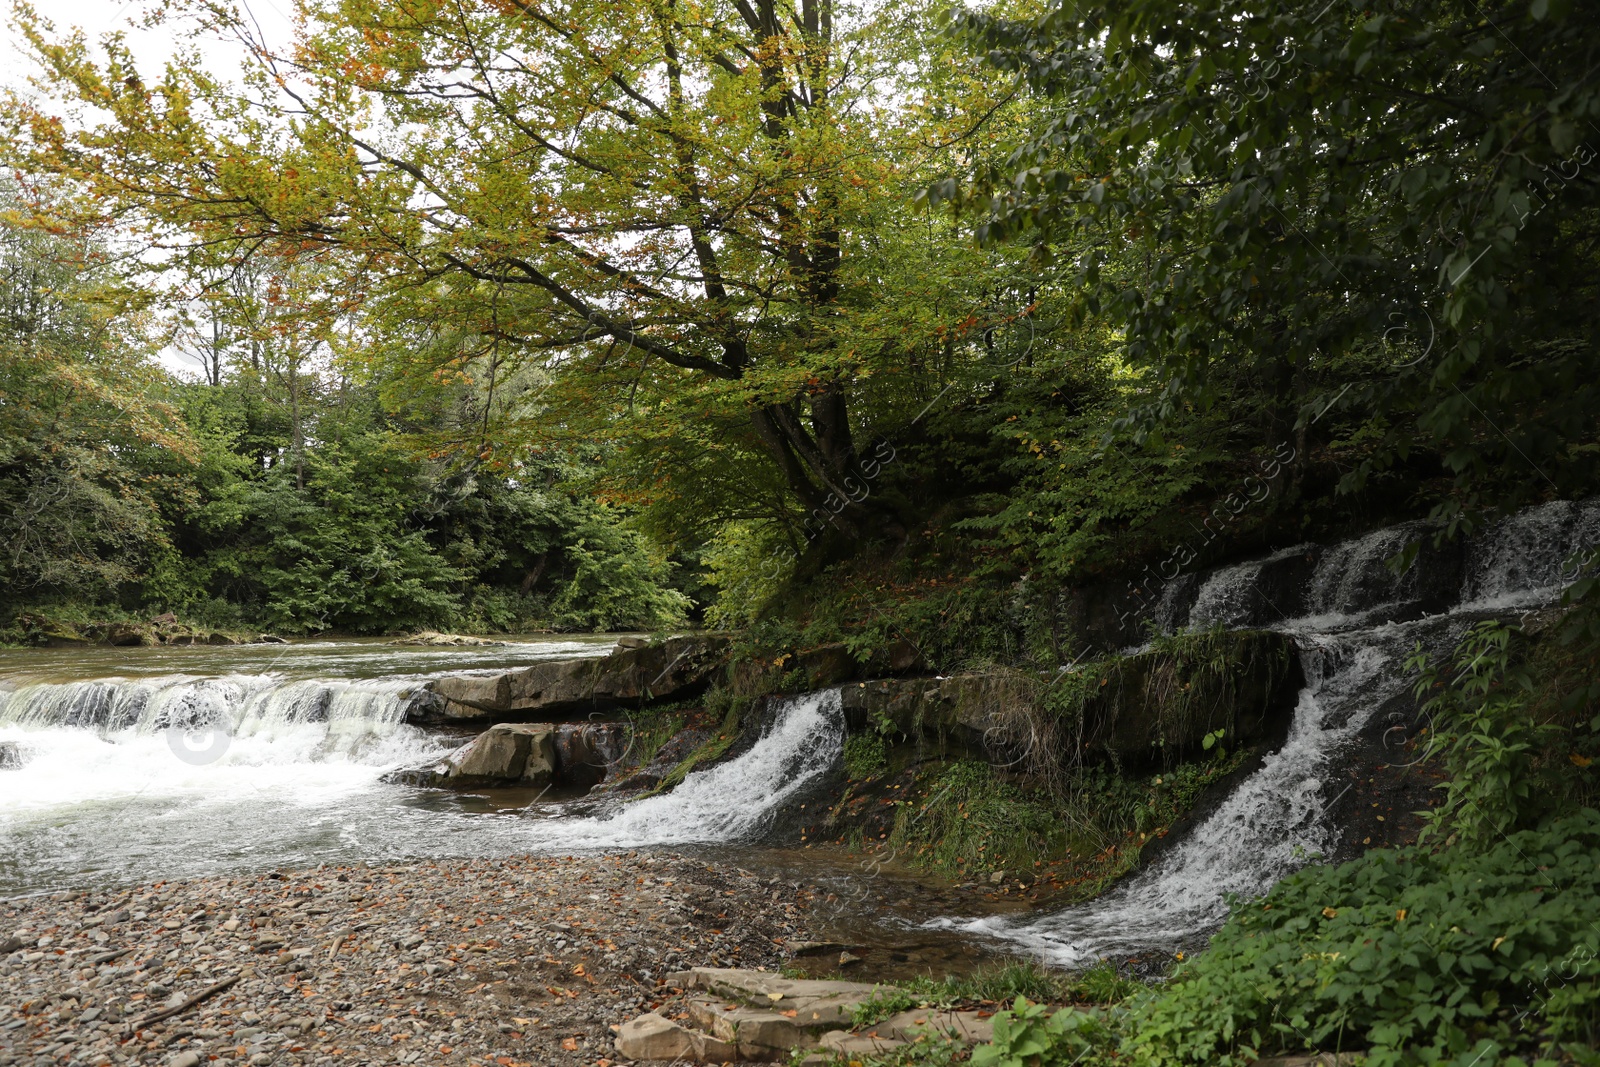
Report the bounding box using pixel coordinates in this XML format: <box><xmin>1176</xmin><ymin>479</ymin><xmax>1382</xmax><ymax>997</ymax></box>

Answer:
<box><xmin>416</xmin><ymin>634</ymin><xmax>730</xmax><ymax>724</ymax></box>
<box><xmin>391</xmin><ymin>631</ymin><xmax>509</xmax><ymax>647</ymax></box>
<box><xmin>385</xmin><ymin>724</ymin><xmax>556</xmax><ymax>788</ymax></box>
<box><xmin>0</xmin><ymin>742</ymin><xmax>23</xmax><ymax>770</ymax></box>
<box><xmin>101</xmin><ymin>622</ymin><xmax>158</xmax><ymax>647</ymax></box>
<box><xmin>552</xmin><ymin>722</ymin><xmax>627</xmax><ymax>789</ymax></box>
<box><xmin>838</xmin><ymin>630</ymin><xmax>1303</xmax><ymax>768</ymax></box>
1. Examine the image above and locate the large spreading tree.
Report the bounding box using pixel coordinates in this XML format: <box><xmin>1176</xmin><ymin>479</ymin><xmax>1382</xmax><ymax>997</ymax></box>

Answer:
<box><xmin>8</xmin><ymin>0</ymin><xmax>1018</xmax><ymax>543</ymax></box>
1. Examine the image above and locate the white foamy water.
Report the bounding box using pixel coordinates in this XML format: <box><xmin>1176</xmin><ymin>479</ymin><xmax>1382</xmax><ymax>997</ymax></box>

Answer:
<box><xmin>522</xmin><ymin>690</ymin><xmax>845</xmax><ymax>849</ymax></box>
<box><xmin>940</xmin><ymin>497</ymin><xmax>1599</xmax><ymax>965</ymax></box>
<box><xmin>0</xmin><ymin>638</ymin><xmax>625</xmax><ymax>896</ymax></box>
<box><xmin>1185</xmin><ymin>544</ymin><xmax>1311</xmax><ymax>630</ymax></box>
<box><xmin>0</xmin><ymin>643</ymin><xmax>846</xmax><ymax>896</ymax></box>
<box><xmin>1461</xmin><ymin>498</ymin><xmax>1600</xmax><ymax>611</ymax></box>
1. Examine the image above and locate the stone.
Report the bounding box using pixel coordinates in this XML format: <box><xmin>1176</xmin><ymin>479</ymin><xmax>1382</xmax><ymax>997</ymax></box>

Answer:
<box><xmin>614</xmin><ymin>1012</ymin><xmax>737</xmax><ymax>1062</ymax></box>
<box><xmin>388</xmin><ymin>724</ymin><xmax>555</xmax><ymax>788</ymax></box>
<box><xmin>785</xmin><ymin>941</ymin><xmax>850</xmax><ymax>957</ymax></box>
<box><xmin>666</xmin><ymin>968</ymin><xmax>885</xmax><ymax>1027</ymax></box>
<box><xmin>819</xmin><ymin>1030</ymin><xmax>907</xmax><ymax>1056</ymax></box>
<box><xmin>168</xmin><ymin>1053</ymin><xmax>202</xmax><ymax>1067</ymax></box>
<box><xmin>552</xmin><ymin>722</ymin><xmax>627</xmax><ymax>789</ymax></box>
<box><xmin>878</xmin><ymin>1009</ymin><xmax>994</xmax><ymax>1044</ymax></box>
<box><xmin>416</xmin><ymin>635</ymin><xmax>730</xmax><ymax>724</ymax></box>
<box><xmin>685</xmin><ymin>997</ymin><xmax>818</xmax><ymax>1058</ymax></box>
<box><xmin>453</xmin><ymin>723</ymin><xmax>556</xmax><ymax>784</ymax></box>
<box><xmin>391</xmin><ymin>631</ymin><xmax>507</xmax><ymax>647</ymax></box>
<box><xmin>837</xmin><ymin>630</ymin><xmax>1304</xmax><ymax>770</ymax></box>
<box><xmin>101</xmin><ymin>622</ymin><xmax>157</xmax><ymax>647</ymax></box>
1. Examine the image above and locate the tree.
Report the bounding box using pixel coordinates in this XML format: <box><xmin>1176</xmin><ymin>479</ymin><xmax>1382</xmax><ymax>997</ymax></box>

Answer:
<box><xmin>0</xmin><ymin>182</ymin><xmax>192</xmax><ymax>611</ymax></box>
<box><xmin>7</xmin><ymin>0</ymin><xmax>1007</xmax><ymax>539</ymax></box>
<box><xmin>936</xmin><ymin>0</ymin><xmax>1600</xmax><ymax>528</ymax></box>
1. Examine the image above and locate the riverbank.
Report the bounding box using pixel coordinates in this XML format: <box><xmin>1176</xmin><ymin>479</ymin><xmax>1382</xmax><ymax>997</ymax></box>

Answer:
<box><xmin>0</xmin><ymin>854</ymin><xmax>818</xmax><ymax>1067</ymax></box>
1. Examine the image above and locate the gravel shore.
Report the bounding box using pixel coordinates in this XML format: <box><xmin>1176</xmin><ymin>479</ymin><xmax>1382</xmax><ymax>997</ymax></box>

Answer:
<box><xmin>0</xmin><ymin>854</ymin><xmax>819</xmax><ymax>1067</ymax></box>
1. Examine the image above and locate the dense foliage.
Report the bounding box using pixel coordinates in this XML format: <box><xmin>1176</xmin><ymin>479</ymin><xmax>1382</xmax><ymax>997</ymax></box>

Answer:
<box><xmin>1128</xmin><ymin>812</ymin><xmax>1600</xmax><ymax>1065</ymax></box>
<box><xmin>0</xmin><ymin>189</ymin><xmax>688</xmax><ymax>635</ymax></box>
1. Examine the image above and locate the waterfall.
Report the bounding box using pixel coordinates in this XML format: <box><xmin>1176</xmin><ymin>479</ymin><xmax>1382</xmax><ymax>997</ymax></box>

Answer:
<box><xmin>0</xmin><ymin>673</ymin><xmax>429</xmax><ymax>764</ymax></box>
<box><xmin>521</xmin><ymin>689</ymin><xmax>845</xmax><ymax>849</ymax></box>
<box><xmin>949</xmin><ymin>498</ymin><xmax>1599</xmax><ymax>965</ymax></box>
<box><xmin>1185</xmin><ymin>544</ymin><xmax>1312</xmax><ymax>630</ymax></box>
<box><xmin>1462</xmin><ymin>498</ymin><xmax>1600</xmax><ymax>610</ymax></box>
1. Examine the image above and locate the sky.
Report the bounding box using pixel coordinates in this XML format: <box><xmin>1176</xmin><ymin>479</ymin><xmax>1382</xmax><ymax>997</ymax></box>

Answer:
<box><xmin>1</xmin><ymin>0</ymin><xmax>295</xmax><ymax>85</ymax></box>
<box><xmin>3</xmin><ymin>0</ymin><xmax>297</xmax><ymax>377</ymax></box>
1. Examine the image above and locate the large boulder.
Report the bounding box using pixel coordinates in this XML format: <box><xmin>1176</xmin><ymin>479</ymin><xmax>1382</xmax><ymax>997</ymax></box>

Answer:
<box><xmin>415</xmin><ymin>635</ymin><xmax>730</xmax><ymax>724</ymax></box>
<box><xmin>389</xmin><ymin>723</ymin><xmax>556</xmax><ymax>788</ymax></box>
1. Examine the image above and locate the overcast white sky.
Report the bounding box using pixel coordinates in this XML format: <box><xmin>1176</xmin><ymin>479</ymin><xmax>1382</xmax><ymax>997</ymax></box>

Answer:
<box><xmin>2</xmin><ymin>0</ymin><xmax>297</xmax><ymax>92</ymax></box>
<box><xmin>3</xmin><ymin>0</ymin><xmax>297</xmax><ymax>376</ymax></box>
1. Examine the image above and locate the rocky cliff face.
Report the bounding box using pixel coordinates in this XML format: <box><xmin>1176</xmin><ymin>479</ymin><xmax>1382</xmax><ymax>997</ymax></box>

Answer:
<box><xmin>837</xmin><ymin>630</ymin><xmax>1302</xmax><ymax>770</ymax></box>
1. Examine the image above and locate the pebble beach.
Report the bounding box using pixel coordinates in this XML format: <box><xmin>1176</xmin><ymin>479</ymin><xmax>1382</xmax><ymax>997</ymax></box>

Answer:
<box><xmin>0</xmin><ymin>854</ymin><xmax>819</xmax><ymax>1067</ymax></box>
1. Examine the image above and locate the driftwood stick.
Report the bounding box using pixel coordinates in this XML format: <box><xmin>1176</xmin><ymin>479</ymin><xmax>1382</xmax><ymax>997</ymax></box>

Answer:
<box><xmin>123</xmin><ymin>975</ymin><xmax>240</xmax><ymax>1037</ymax></box>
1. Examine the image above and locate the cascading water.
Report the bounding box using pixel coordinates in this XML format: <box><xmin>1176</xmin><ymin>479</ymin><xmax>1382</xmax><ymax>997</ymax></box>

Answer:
<box><xmin>945</xmin><ymin>498</ymin><xmax>1600</xmax><ymax>965</ymax></box>
<box><xmin>0</xmin><ymin>639</ymin><xmax>847</xmax><ymax>897</ymax></box>
<box><xmin>0</xmin><ymin>638</ymin><xmax>615</xmax><ymax>896</ymax></box>
<box><xmin>521</xmin><ymin>690</ymin><xmax>845</xmax><ymax>849</ymax></box>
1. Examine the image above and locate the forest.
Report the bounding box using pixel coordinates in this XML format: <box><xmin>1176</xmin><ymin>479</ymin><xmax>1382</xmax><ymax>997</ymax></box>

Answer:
<box><xmin>3</xmin><ymin>0</ymin><xmax>1598</xmax><ymax>653</ymax></box>
<box><xmin>3</xmin><ymin>0</ymin><xmax>1600</xmax><ymax>1063</ymax></box>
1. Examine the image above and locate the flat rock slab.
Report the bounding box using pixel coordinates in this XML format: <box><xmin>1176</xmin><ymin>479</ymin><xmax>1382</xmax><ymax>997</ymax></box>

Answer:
<box><xmin>685</xmin><ymin>996</ymin><xmax>821</xmax><ymax>1059</ymax></box>
<box><xmin>880</xmin><ymin>1008</ymin><xmax>994</xmax><ymax>1044</ymax></box>
<box><xmin>667</xmin><ymin>967</ymin><xmax>890</xmax><ymax>1030</ymax></box>
<box><xmin>418</xmin><ymin>635</ymin><xmax>730</xmax><ymax>723</ymax></box>
<box><xmin>668</xmin><ymin>966</ymin><xmax>883</xmax><ymax>1001</ymax></box>
<box><xmin>615</xmin><ymin>1012</ymin><xmax>737</xmax><ymax>1062</ymax></box>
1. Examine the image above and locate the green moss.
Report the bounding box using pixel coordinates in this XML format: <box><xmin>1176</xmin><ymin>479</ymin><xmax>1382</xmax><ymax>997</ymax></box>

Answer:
<box><xmin>643</xmin><ymin>702</ymin><xmax>743</xmax><ymax>796</ymax></box>
<box><xmin>844</xmin><ymin>733</ymin><xmax>890</xmax><ymax>779</ymax></box>
<box><xmin>887</xmin><ymin>759</ymin><xmax>1065</xmax><ymax>878</ymax></box>
<box><xmin>623</xmin><ymin>707</ymin><xmax>689</xmax><ymax>767</ymax></box>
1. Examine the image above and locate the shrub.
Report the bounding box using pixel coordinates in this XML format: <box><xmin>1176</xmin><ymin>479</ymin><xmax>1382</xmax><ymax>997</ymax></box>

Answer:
<box><xmin>971</xmin><ymin>999</ymin><xmax>1114</xmax><ymax>1067</ymax></box>
<box><xmin>1126</xmin><ymin>811</ymin><xmax>1600</xmax><ymax>1066</ymax></box>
